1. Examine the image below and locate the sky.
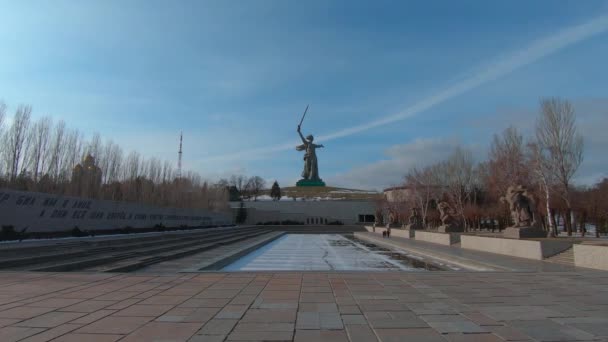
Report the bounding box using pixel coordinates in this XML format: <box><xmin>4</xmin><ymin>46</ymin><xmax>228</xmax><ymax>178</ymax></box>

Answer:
<box><xmin>1</xmin><ymin>0</ymin><xmax>607</xmax><ymax>190</ymax></box>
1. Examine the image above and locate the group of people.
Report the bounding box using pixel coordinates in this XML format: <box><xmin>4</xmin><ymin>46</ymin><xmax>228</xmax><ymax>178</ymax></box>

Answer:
<box><xmin>382</xmin><ymin>227</ymin><xmax>391</xmax><ymax>238</ymax></box>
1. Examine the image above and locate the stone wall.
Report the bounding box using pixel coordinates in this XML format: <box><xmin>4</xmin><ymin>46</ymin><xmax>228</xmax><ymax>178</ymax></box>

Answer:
<box><xmin>231</xmin><ymin>200</ymin><xmax>376</xmax><ymax>225</ymax></box>
<box><xmin>415</xmin><ymin>231</ymin><xmax>461</xmax><ymax>245</ymax></box>
<box><xmin>573</xmin><ymin>244</ymin><xmax>608</xmax><ymax>271</ymax></box>
<box><xmin>0</xmin><ymin>188</ymin><xmax>233</xmax><ymax>233</ymax></box>
<box><xmin>461</xmin><ymin>235</ymin><xmax>572</xmax><ymax>260</ymax></box>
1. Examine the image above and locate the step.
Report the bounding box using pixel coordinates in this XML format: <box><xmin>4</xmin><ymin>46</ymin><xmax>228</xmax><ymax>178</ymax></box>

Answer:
<box><xmin>97</xmin><ymin>230</ymin><xmax>272</xmax><ymax>273</ymax></box>
<box><xmin>21</xmin><ymin>228</ymin><xmax>267</xmax><ymax>272</ymax></box>
<box><xmin>1</xmin><ymin>227</ymin><xmax>263</xmax><ymax>270</ymax></box>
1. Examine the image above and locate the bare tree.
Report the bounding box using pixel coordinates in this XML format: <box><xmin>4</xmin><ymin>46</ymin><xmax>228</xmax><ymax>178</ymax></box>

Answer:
<box><xmin>28</xmin><ymin>116</ymin><xmax>52</xmax><ymax>183</ymax></box>
<box><xmin>0</xmin><ymin>102</ymin><xmax>6</xmax><ymax>179</ymax></box>
<box><xmin>246</xmin><ymin>176</ymin><xmax>266</xmax><ymax>201</ymax></box>
<box><xmin>405</xmin><ymin>164</ymin><xmax>441</xmax><ymax>227</ymax></box>
<box><xmin>486</xmin><ymin>126</ymin><xmax>530</xmax><ymax>198</ymax></box>
<box><xmin>443</xmin><ymin>147</ymin><xmax>475</xmax><ymax>230</ymax></box>
<box><xmin>4</xmin><ymin>105</ymin><xmax>32</xmax><ymax>181</ymax></box>
<box><xmin>46</xmin><ymin>120</ymin><xmax>66</xmax><ymax>181</ymax></box>
<box><xmin>535</xmin><ymin>98</ymin><xmax>584</xmax><ymax>236</ymax></box>
<box><xmin>230</xmin><ymin>175</ymin><xmax>247</xmax><ymax>196</ymax></box>
<box><xmin>0</xmin><ymin>101</ymin><xmax>230</xmax><ymax>214</ymax></box>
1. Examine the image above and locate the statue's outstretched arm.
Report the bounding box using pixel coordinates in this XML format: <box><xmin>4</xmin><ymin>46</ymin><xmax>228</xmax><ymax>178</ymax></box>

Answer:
<box><xmin>297</xmin><ymin>129</ymin><xmax>307</xmax><ymax>144</ymax></box>
<box><xmin>317</xmin><ymin>144</ymin><xmax>324</xmax><ymax>148</ymax></box>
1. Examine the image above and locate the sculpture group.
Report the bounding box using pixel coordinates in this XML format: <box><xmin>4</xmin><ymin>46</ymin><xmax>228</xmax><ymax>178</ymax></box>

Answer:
<box><xmin>501</xmin><ymin>185</ymin><xmax>546</xmax><ymax>238</ymax></box>
<box><xmin>381</xmin><ymin>184</ymin><xmax>546</xmax><ymax>239</ymax></box>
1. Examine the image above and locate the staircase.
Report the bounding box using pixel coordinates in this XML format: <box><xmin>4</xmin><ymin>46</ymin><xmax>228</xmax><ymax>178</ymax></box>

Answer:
<box><xmin>545</xmin><ymin>247</ymin><xmax>575</xmax><ymax>266</ymax></box>
<box><xmin>0</xmin><ymin>226</ymin><xmax>270</xmax><ymax>272</ymax></box>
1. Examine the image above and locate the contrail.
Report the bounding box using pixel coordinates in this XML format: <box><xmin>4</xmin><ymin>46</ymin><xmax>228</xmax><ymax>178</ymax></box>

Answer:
<box><xmin>204</xmin><ymin>13</ymin><xmax>608</xmax><ymax>163</ymax></box>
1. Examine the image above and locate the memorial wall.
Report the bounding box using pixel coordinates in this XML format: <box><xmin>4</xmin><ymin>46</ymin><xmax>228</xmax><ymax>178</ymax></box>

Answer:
<box><xmin>0</xmin><ymin>188</ymin><xmax>233</xmax><ymax>233</ymax></box>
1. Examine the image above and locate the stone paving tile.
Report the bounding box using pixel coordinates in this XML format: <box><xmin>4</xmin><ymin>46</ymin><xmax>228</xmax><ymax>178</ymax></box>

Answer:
<box><xmin>374</xmin><ymin>328</ymin><xmax>446</xmax><ymax>342</ymax></box>
<box><xmin>425</xmin><ymin>320</ymin><xmax>488</xmax><ymax>333</ymax></box>
<box><xmin>344</xmin><ymin>324</ymin><xmax>378</xmax><ymax>342</ymax></box>
<box><xmin>479</xmin><ymin>306</ymin><xmax>569</xmax><ymax>322</ymax></box>
<box><xmin>23</xmin><ymin>298</ymin><xmax>84</xmax><ymax>309</ymax></box>
<box><xmin>241</xmin><ymin>309</ymin><xmax>297</xmax><ymax>323</ymax></box>
<box><xmin>233</xmin><ymin>322</ymin><xmax>294</xmax><ymax>332</ymax></box>
<box><xmin>52</xmin><ymin>334</ymin><xmax>123</xmax><ymax>342</ymax></box>
<box><xmin>15</xmin><ymin>311</ymin><xmax>86</xmax><ymax>328</ymax></box>
<box><xmin>507</xmin><ymin>319</ymin><xmax>598</xmax><ymax>341</ymax></box>
<box><xmin>138</xmin><ymin>295</ymin><xmax>191</xmax><ymax>305</ymax></box>
<box><xmin>20</xmin><ymin>323</ymin><xmax>82</xmax><ymax>342</ymax></box>
<box><xmin>567</xmin><ymin>323</ymin><xmax>608</xmax><ymax>338</ymax></box>
<box><xmin>294</xmin><ymin>329</ymin><xmax>350</xmax><ymax>342</ymax></box>
<box><xmin>196</xmin><ymin>318</ymin><xmax>238</xmax><ymax>335</ymax></box>
<box><xmin>74</xmin><ymin>315</ymin><xmax>151</xmax><ymax>335</ymax></box>
<box><xmin>70</xmin><ymin>309</ymin><xmax>117</xmax><ymax>325</ymax></box>
<box><xmin>121</xmin><ymin>322</ymin><xmax>203</xmax><ymax>342</ymax></box>
<box><xmin>297</xmin><ymin>312</ymin><xmax>343</xmax><ymax>330</ymax></box>
<box><xmin>364</xmin><ymin>311</ymin><xmax>429</xmax><ymax>329</ymax></box>
<box><xmin>113</xmin><ymin>304</ymin><xmax>175</xmax><ymax>317</ymax></box>
<box><xmin>216</xmin><ymin>304</ymin><xmax>249</xmax><ymax>319</ymax></box>
<box><xmin>0</xmin><ymin>326</ymin><xmax>46</xmax><ymax>342</ymax></box>
<box><xmin>443</xmin><ymin>332</ymin><xmax>506</xmax><ymax>342</ymax></box>
<box><xmin>227</xmin><ymin>330</ymin><xmax>294</xmax><ymax>341</ymax></box>
<box><xmin>341</xmin><ymin>314</ymin><xmax>367</xmax><ymax>325</ymax></box>
<box><xmin>156</xmin><ymin>307</ymin><xmax>221</xmax><ymax>323</ymax></box>
<box><xmin>179</xmin><ymin>297</ymin><xmax>232</xmax><ymax>308</ymax></box>
<box><xmin>187</xmin><ymin>335</ymin><xmax>226</xmax><ymax>342</ymax></box>
<box><xmin>0</xmin><ymin>306</ymin><xmax>57</xmax><ymax>319</ymax></box>
<box><xmin>0</xmin><ymin>318</ymin><xmax>21</xmax><ymax>328</ymax></box>
<box><xmin>59</xmin><ymin>300</ymin><xmax>117</xmax><ymax>313</ymax></box>
<box><xmin>487</xmin><ymin>325</ymin><xmax>537</xmax><ymax>341</ymax></box>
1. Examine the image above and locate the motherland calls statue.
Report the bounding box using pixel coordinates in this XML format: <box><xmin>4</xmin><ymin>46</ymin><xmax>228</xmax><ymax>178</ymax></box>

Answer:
<box><xmin>437</xmin><ymin>201</ymin><xmax>463</xmax><ymax>233</ymax></box>
<box><xmin>295</xmin><ymin>106</ymin><xmax>326</xmax><ymax>186</ymax></box>
<box><xmin>501</xmin><ymin>185</ymin><xmax>546</xmax><ymax>238</ymax></box>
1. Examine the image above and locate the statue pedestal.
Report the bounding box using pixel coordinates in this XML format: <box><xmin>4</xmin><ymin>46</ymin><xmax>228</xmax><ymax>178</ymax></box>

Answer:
<box><xmin>437</xmin><ymin>225</ymin><xmax>464</xmax><ymax>233</ymax></box>
<box><xmin>404</xmin><ymin>223</ymin><xmax>423</xmax><ymax>231</ymax></box>
<box><xmin>503</xmin><ymin>226</ymin><xmax>547</xmax><ymax>239</ymax></box>
<box><xmin>402</xmin><ymin>228</ymin><xmax>415</xmax><ymax>238</ymax></box>
<box><xmin>296</xmin><ymin>179</ymin><xmax>326</xmax><ymax>187</ymax></box>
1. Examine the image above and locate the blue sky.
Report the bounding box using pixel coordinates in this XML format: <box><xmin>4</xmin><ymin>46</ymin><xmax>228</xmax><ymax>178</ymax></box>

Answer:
<box><xmin>1</xmin><ymin>0</ymin><xmax>607</xmax><ymax>189</ymax></box>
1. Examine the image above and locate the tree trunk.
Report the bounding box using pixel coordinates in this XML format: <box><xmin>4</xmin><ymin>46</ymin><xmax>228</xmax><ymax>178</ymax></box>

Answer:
<box><xmin>565</xmin><ymin>209</ymin><xmax>572</xmax><ymax>236</ymax></box>
<box><xmin>544</xmin><ymin>184</ymin><xmax>556</xmax><ymax>237</ymax></box>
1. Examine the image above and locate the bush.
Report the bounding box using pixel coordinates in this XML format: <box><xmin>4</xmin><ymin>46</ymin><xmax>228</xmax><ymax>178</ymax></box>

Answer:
<box><xmin>71</xmin><ymin>226</ymin><xmax>88</xmax><ymax>237</ymax></box>
<box><xmin>0</xmin><ymin>226</ymin><xmax>29</xmax><ymax>241</ymax></box>
<box><xmin>120</xmin><ymin>226</ymin><xmax>134</xmax><ymax>234</ymax></box>
<box><xmin>1</xmin><ymin>225</ymin><xmax>17</xmax><ymax>240</ymax></box>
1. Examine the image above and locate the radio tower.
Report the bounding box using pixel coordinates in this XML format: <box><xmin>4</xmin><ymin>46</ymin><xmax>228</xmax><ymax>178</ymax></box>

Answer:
<box><xmin>177</xmin><ymin>132</ymin><xmax>183</xmax><ymax>179</ymax></box>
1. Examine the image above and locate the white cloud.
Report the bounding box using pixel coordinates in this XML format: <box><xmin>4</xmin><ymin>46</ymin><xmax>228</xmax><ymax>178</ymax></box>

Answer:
<box><xmin>332</xmin><ymin>99</ymin><xmax>608</xmax><ymax>190</ymax></box>
<box><xmin>202</xmin><ymin>12</ymin><xmax>608</xmax><ymax>163</ymax></box>
<box><xmin>326</xmin><ymin>138</ymin><xmax>466</xmax><ymax>190</ymax></box>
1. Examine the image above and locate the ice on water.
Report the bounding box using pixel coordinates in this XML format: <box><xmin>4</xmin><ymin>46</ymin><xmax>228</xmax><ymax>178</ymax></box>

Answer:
<box><xmin>223</xmin><ymin>234</ymin><xmax>417</xmax><ymax>271</ymax></box>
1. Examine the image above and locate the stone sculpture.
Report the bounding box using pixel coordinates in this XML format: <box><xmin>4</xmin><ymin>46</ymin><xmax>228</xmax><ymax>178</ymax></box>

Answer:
<box><xmin>404</xmin><ymin>207</ymin><xmax>423</xmax><ymax>230</ymax></box>
<box><xmin>295</xmin><ymin>106</ymin><xmax>326</xmax><ymax>187</ymax></box>
<box><xmin>437</xmin><ymin>201</ymin><xmax>463</xmax><ymax>233</ymax></box>
<box><xmin>386</xmin><ymin>211</ymin><xmax>401</xmax><ymax>228</ymax></box>
<box><xmin>501</xmin><ymin>185</ymin><xmax>546</xmax><ymax>238</ymax></box>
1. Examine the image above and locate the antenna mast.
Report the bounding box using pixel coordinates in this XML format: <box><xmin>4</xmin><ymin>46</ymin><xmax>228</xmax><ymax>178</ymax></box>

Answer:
<box><xmin>177</xmin><ymin>132</ymin><xmax>183</xmax><ymax>179</ymax></box>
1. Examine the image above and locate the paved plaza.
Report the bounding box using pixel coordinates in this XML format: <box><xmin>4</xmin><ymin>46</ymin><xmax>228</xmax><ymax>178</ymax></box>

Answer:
<box><xmin>0</xmin><ymin>271</ymin><xmax>607</xmax><ymax>341</ymax></box>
